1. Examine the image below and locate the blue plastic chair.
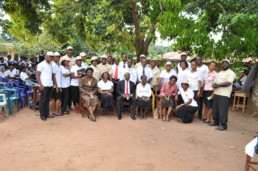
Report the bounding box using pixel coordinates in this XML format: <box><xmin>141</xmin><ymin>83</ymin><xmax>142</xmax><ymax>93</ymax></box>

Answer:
<box><xmin>0</xmin><ymin>87</ymin><xmax>20</xmax><ymax>115</ymax></box>
<box><xmin>1</xmin><ymin>84</ymin><xmax>26</xmax><ymax>108</ymax></box>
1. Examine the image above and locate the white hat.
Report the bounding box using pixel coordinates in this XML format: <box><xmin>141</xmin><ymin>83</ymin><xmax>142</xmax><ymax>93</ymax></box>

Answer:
<box><xmin>54</xmin><ymin>52</ymin><xmax>61</xmax><ymax>56</ymax></box>
<box><xmin>101</xmin><ymin>55</ymin><xmax>107</xmax><ymax>59</ymax></box>
<box><xmin>60</xmin><ymin>56</ymin><xmax>71</xmax><ymax>64</ymax></box>
<box><xmin>140</xmin><ymin>54</ymin><xmax>146</xmax><ymax>58</ymax></box>
<box><xmin>165</xmin><ymin>61</ymin><xmax>172</xmax><ymax>66</ymax></box>
<box><xmin>80</xmin><ymin>52</ymin><xmax>86</xmax><ymax>57</ymax></box>
<box><xmin>181</xmin><ymin>79</ymin><xmax>189</xmax><ymax>85</ymax></box>
<box><xmin>75</xmin><ymin>56</ymin><xmax>82</xmax><ymax>61</ymax></box>
<box><xmin>91</xmin><ymin>56</ymin><xmax>98</xmax><ymax>61</ymax></box>
<box><xmin>181</xmin><ymin>52</ymin><xmax>187</xmax><ymax>56</ymax></box>
<box><xmin>222</xmin><ymin>59</ymin><xmax>230</xmax><ymax>64</ymax></box>
<box><xmin>146</xmin><ymin>56</ymin><xmax>151</xmax><ymax>60</ymax></box>
<box><xmin>67</xmin><ymin>46</ymin><xmax>73</xmax><ymax>50</ymax></box>
<box><xmin>133</xmin><ymin>57</ymin><xmax>137</xmax><ymax>60</ymax></box>
<box><xmin>46</xmin><ymin>51</ymin><xmax>54</xmax><ymax>56</ymax></box>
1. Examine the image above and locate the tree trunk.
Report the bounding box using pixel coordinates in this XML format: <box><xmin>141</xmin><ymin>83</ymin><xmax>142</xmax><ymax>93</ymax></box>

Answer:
<box><xmin>247</xmin><ymin>73</ymin><xmax>258</xmax><ymax>116</ymax></box>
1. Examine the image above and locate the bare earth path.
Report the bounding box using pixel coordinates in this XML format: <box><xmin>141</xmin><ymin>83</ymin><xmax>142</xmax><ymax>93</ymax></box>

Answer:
<box><xmin>0</xmin><ymin>107</ymin><xmax>257</xmax><ymax>171</ymax></box>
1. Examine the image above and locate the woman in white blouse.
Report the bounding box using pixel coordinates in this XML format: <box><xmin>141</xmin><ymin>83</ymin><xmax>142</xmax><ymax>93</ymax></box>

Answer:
<box><xmin>97</xmin><ymin>72</ymin><xmax>114</xmax><ymax>111</ymax></box>
<box><xmin>136</xmin><ymin>75</ymin><xmax>152</xmax><ymax>119</ymax></box>
<box><xmin>60</xmin><ymin>57</ymin><xmax>71</xmax><ymax>115</ymax></box>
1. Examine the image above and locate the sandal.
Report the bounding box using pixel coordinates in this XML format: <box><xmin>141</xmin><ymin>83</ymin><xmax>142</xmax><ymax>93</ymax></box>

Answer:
<box><xmin>52</xmin><ymin>113</ymin><xmax>63</xmax><ymax>116</ymax></box>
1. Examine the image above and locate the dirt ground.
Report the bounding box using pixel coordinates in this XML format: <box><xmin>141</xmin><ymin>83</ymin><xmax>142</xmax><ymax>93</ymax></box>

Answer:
<box><xmin>0</xmin><ymin>107</ymin><xmax>257</xmax><ymax>171</ymax></box>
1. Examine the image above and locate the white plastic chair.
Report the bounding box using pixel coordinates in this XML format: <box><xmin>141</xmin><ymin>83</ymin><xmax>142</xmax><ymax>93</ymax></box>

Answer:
<box><xmin>0</xmin><ymin>94</ymin><xmax>8</xmax><ymax>116</ymax></box>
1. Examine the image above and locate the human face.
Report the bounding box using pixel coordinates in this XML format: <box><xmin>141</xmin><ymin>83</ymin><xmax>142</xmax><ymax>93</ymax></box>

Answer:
<box><xmin>1</xmin><ymin>67</ymin><xmax>5</xmax><ymax>72</ymax></box>
<box><xmin>181</xmin><ymin>83</ymin><xmax>188</xmax><ymax>90</ymax></box>
<box><xmin>170</xmin><ymin>78</ymin><xmax>176</xmax><ymax>85</ymax></box>
<box><xmin>54</xmin><ymin>56</ymin><xmax>61</xmax><ymax>63</ymax></box>
<box><xmin>87</xmin><ymin>70</ymin><xmax>93</xmax><ymax>78</ymax></box>
<box><xmin>180</xmin><ymin>62</ymin><xmax>187</xmax><ymax>69</ymax></box>
<box><xmin>114</xmin><ymin>58</ymin><xmax>119</xmax><ymax>65</ymax></box>
<box><xmin>81</xmin><ymin>56</ymin><xmax>86</xmax><ymax>61</ymax></box>
<box><xmin>46</xmin><ymin>55</ymin><xmax>53</xmax><ymax>63</ymax></box>
<box><xmin>76</xmin><ymin>59</ymin><xmax>82</xmax><ymax>66</ymax></box>
<box><xmin>124</xmin><ymin>72</ymin><xmax>130</xmax><ymax>81</ymax></box>
<box><xmin>222</xmin><ymin>61</ymin><xmax>230</xmax><ymax>70</ymax></box>
<box><xmin>64</xmin><ymin>60</ymin><xmax>69</xmax><ymax>66</ymax></box>
<box><xmin>151</xmin><ymin>60</ymin><xmax>156</xmax><ymax>68</ymax></box>
<box><xmin>103</xmin><ymin>73</ymin><xmax>109</xmax><ymax>80</ymax></box>
<box><xmin>209</xmin><ymin>62</ymin><xmax>216</xmax><ymax>71</ymax></box>
<box><xmin>92</xmin><ymin>60</ymin><xmax>97</xmax><ymax>66</ymax></box>
<box><xmin>122</xmin><ymin>54</ymin><xmax>127</xmax><ymax>62</ymax></box>
<box><xmin>191</xmin><ymin>61</ymin><xmax>197</xmax><ymax>70</ymax></box>
<box><xmin>107</xmin><ymin>56</ymin><xmax>112</xmax><ymax>63</ymax></box>
<box><xmin>101</xmin><ymin>58</ymin><xmax>107</xmax><ymax>64</ymax></box>
<box><xmin>140</xmin><ymin>57</ymin><xmax>145</xmax><ymax>62</ymax></box>
<box><xmin>165</xmin><ymin>65</ymin><xmax>172</xmax><ymax>71</ymax></box>
<box><xmin>142</xmin><ymin>60</ymin><xmax>147</xmax><ymax>67</ymax></box>
<box><xmin>181</xmin><ymin>55</ymin><xmax>187</xmax><ymax>61</ymax></box>
<box><xmin>196</xmin><ymin>57</ymin><xmax>202</xmax><ymax>65</ymax></box>
<box><xmin>67</xmin><ymin>49</ymin><xmax>73</xmax><ymax>56</ymax></box>
<box><xmin>127</xmin><ymin>60</ymin><xmax>132</xmax><ymax>67</ymax></box>
<box><xmin>141</xmin><ymin>75</ymin><xmax>147</xmax><ymax>84</ymax></box>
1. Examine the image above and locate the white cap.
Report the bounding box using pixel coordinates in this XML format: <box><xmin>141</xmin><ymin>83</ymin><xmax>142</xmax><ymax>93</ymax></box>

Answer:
<box><xmin>222</xmin><ymin>59</ymin><xmax>230</xmax><ymax>63</ymax></box>
<box><xmin>133</xmin><ymin>57</ymin><xmax>137</xmax><ymax>60</ymax></box>
<box><xmin>181</xmin><ymin>52</ymin><xmax>187</xmax><ymax>56</ymax></box>
<box><xmin>60</xmin><ymin>56</ymin><xmax>71</xmax><ymax>64</ymax></box>
<box><xmin>165</xmin><ymin>61</ymin><xmax>172</xmax><ymax>66</ymax></box>
<box><xmin>75</xmin><ymin>56</ymin><xmax>82</xmax><ymax>61</ymax></box>
<box><xmin>91</xmin><ymin>56</ymin><xmax>98</xmax><ymax>61</ymax></box>
<box><xmin>181</xmin><ymin>79</ymin><xmax>189</xmax><ymax>85</ymax></box>
<box><xmin>101</xmin><ymin>55</ymin><xmax>107</xmax><ymax>59</ymax></box>
<box><xmin>80</xmin><ymin>52</ymin><xmax>86</xmax><ymax>57</ymax></box>
<box><xmin>146</xmin><ymin>56</ymin><xmax>151</xmax><ymax>60</ymax></box>
<box><xmin>54</xmin><ymin>52</ymin><xmax>61</xmax><ymax>56</ymax></box>
<box><xmin>67</xmin><ymin>46</ymin><xmax>73</xmax><ymax>50</ymax></box>
<box><xmin>46</xmin><ymin>51</ymin><xmax>54</xmax><ymax>56</ymax></box>
<box><xmin>140</xmin><ymin>54</ymin><xmax>146</xmax><ymax>58</ymax></box>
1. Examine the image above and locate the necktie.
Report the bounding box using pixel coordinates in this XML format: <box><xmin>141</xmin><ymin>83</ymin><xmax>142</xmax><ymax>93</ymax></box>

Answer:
<box><xmin>126</xmin><ymin>81</ymin><xmax>129</xmax><ymax>95</ymax></box>
<box><xmin>123</xmin><ymin>62</ymin><xmax>125</xmax><ymax>68</ymax></box>
<box><xmin>114</xmin><ymin>66</ymin><xmax>118</xmax><ymax>80</ymax></box>
<box><xmin>142</xmin><ymin>67</ymin><xmax>145</xmax><ymax>75</ymax></box>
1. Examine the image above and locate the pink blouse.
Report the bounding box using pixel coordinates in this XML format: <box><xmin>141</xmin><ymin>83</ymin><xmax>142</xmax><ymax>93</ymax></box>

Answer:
<box><xmin>204</xmin><ymin>70</ymin><xmax>217</xmax><ymax>91</ymax></box>
<box><xmin>159</xmin><ymin>82</ymin><xmax>178</xmax><ymax>96</ymax></box>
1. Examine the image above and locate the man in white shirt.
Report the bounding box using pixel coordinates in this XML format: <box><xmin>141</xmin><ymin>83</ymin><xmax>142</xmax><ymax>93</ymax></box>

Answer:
<box><xmin>36</xmin><ymin>51</ymin><xmax>58</xmax><ymax>121</ymax></box>
<box><xmin>61</xmin><ymin>46</ymin><xmax>75</xmax><ymax>68</ymax></box>
<box><xmin>118</xmin><ymin>53</ymin><xmax>128</xmax><ymax>69</ymax></box>
<box><xmin>196</xmin><ymin>56</ymin><xmax>209</xmax><ymax>119</ymax></box>
<box><xmin>80</xmin><ymin>52</ymin><xmax>88</xmax><ymax>69</ymax></box>
<box><xmin>134</xmin><ymin>54</ymin><xmax>149</xmax><ymax>69</ymax></box>
<box><xmin>120</xmin><ymin>60</ymin><xmax>137</xmax><ymax>84</ymax></box>
<box><xmin>136</xmin><ymin>59</ymin><xmax>153</xmax><ymax>83</ymax></box>
<box><xmin>51</xmin><ymin>52</ymin><xmax>62</xmax><ymax>116</ymax></box>
<box><xmin>177</xmin><ymin>52</ymin><xmax>191</xmax><ymax>72</ymax></box>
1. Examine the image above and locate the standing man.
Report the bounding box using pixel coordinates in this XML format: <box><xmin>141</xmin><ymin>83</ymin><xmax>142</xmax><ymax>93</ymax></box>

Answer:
<box><xmin>177</xmin><ymin>52</ymin><xmax>191</xmax><ymax>72</ymax></box>
<box><xmin>36</xmin><ymin>51</ymin><xmax>58</xmax><ymax>121</ymax></box>
<box><xmin>51</xmin><ymin>52</ymin><xmax>62</xmax><ymax>116</ymax></box>
<box><xmin>61</xmin><ymin>46</ymin><xmax>75</xmax><ymax>67</ymax></box>
<box><xmin>37</xmin><ymin>50</ymin><xmax>45</xmax><ymax>63</ymax></box>
<box><xmin>136</xmin><ymin>59</ymin><xmax>153</xmax><ymax>83</ymax></box>
<box><xmin>209</xmin><ymin>59</ymin><xmax>236</xmax><ymax>131</ymax></box>
<box><xmin>196</xmin><ymin>56</ymin><xmax>209</xmax><ymax>120</ymax></box>
<box><xmin>90</xmin><ymin>56</ymin><xmax>101</xmax><ymax>81</ymax></box>
<box><xmin>116</xmin><ymin>72</ymin><xmax>137</xmax><ymax>120</ymax></box>
<box><xmin>134</xmin><ymin>54</ymin><xmax>149</xmax><ymax>69</ymax></box>
<box><xmin>120</xmin><ymin>60</ymin><xmax>137</xmax><ymax>84</ymax></box>
<box><xmin>107</xmin><ymin>55</ymin><xmax>113</xmax><ymax>65</ymax></box>
<box><xmin>80</xmin><ymin>52</ymin><xmax>88</xmax><ymax>69</ymax></box>
<box><xmin>149</xmin><ymin>59</ymin><xmax>161</xmax><ymax>90</ymax></box>
<box><xmin>97</xmin><ymin>55</ymin><xmax>112</xmax><ymax>76</ymax></box>
<box><xmin>119</xmin><ymin>53</ymin><xmax>128</xmax><ymax>69</ymax></box>
<box><xmin>12</xmin><ymin>54</ymin><xmax>19</xmax><ymax>69</ymax></box>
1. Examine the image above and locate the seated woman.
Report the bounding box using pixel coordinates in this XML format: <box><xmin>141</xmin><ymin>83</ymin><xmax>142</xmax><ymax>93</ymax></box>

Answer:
<box><xmin>136</xmin><ymin>75</ymin><xmax>152</xmax><ymax>119</ymax></box>
<box><xmin>20</xmin><ymin>66</ymin><xmax>29</xmax><ymax>81</ymax></box>
<box><xmin>175</xmin><ymin>80</ymin><xmax>198</xmax><ymax>123</ymax></box>
<box><xmin>97</xmin><ymin>72</ymin><xmax>114</xmax><ymax>112</ymax></box>
<box><xmin>0</xmin><ymin>67</ymin><xmax>7</xmax><ymax>78</ymax></box>
<box><xmin>158</xmin><ymin>76</ymin><xmax>178</xmax><ymax>121</ymax></box>
<box><xmin>79</xmin><ymin>67</ymin><xmax>98</xmax><ymax>122</ymax></box>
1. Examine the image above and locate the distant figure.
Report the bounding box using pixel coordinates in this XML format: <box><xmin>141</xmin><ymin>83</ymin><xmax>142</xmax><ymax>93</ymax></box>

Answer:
<box><xmin>37</xmin><ymin>50</ymin><xmax>45</xmax><ymax>63</ymax></box>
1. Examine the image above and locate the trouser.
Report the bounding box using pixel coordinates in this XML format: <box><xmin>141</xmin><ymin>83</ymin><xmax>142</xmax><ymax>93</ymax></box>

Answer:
<box><xmin>212</xmin><ymin>95</ymin><xmax>229</xmax><ymax>128</ymax></box>
<box><xmin>100</xmin><ymin>94</ymin><xmax>114</xmax><ymax>110</ymax></box>
<box><xmin>112</xmin><ymin>79</ymin><xmax>119</xmax><ymax>100</ymax></box>
<box><xmin>70</xmin><ymin>86</ymin><xmax>80</xmax><ymax>106</ymax></box>
<box><xmin>39</xmin><ymin>86</ymin><xmax>53</xmax><ymax>118</ymax></box>
<box><xmin>61</xmin><ymin>87</ymin><xmax>70</xmax><ymax>113</ymax></box>
<box><xmin>116</xmin><ymin>96</ymin><xmax>137</xmax><ymax>116</ymax></box>
<box><xmin>194</xmin><ymin>91</ymin><xmax>203</xmax><ymax>118</ymax></box>
<box><xmin>68</xmin><ymin>86</ymin><xmax>72</xmax><ymax>108</ymax></box>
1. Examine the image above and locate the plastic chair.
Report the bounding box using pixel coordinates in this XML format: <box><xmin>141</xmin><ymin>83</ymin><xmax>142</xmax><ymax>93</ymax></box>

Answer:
<box><xmin>0</xmin><ymin>93</ymin><xmax>8</xmax><ymax>116</ymax></box>
<box><xmin>2</xmin><ymin>84</ymin><xmax>26</xmax><ymax>108</ymax></box>
<box><xmin>0</xmin><ymin>87</ymin><xmax>20</xmax><ymax>115</ymax></box>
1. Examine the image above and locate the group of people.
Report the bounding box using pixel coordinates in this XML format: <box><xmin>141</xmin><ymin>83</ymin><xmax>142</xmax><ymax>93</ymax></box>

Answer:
<box><xmin>0</xmin><ymin>47</ymin><xmax>236</xmax><ymax>131</ymax></box>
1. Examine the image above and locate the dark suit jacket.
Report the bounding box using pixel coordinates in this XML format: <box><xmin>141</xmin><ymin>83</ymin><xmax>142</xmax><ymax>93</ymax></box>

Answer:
<box><xmin>117</xmin><ymin>80</ymin><xmax>135</xmax><ymax>96</ymax></box>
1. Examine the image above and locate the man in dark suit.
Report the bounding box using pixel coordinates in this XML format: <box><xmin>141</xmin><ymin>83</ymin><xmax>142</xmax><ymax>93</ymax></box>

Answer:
<box><xmin>116</xmin><ymin>72</ymin><xmax>137</xmax><ymax>120</ymax></box>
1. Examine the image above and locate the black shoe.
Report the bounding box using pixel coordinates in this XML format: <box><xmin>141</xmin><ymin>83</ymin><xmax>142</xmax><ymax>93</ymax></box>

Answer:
<box><xmin>208</xmin><ymin>122</ymin><xmax>219</xmax><ymax>126</ymax></box>
<box><xmin>40</xmin><ymin>117</ymin><xmax>47</xmax><ymax>121</ymax></box>
<box><xmin>216</xmin><ymin>126</ymin><xmax>227</xmax><ymax>131</ymax></box>
<box><xmin>68</xmin><ymin>106</ymin><xmax>73</xmax><ymax>111</ymax></box>
<box><xmin>118</xmin><ymin>115</ymin><xmax>122</xmax><ymax>120</ymax></box>
<box><xmin>131</xmin><ymin>115</ymin><xmax>136</xmax><ymax>120</ymax></box>
<box><xmin>46</xmin><ymin>115</ymin><xmax>55</xmax><ymax>118</ymax></box>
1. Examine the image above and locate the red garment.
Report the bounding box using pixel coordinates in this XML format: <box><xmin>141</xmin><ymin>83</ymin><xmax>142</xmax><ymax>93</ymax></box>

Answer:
<box><xmin>159</xmin><ymin>82</ymin><xmax>178</xmax><ymax>96</ymax></box>
<box><xmin>125</xmin><ymin>81</ymin><xmax>129</xmax><ymax>95</ymax></box>
<box><xmin>114</xmin><ymin>66</ymin><xmax>118</xmax><ymax>79</ymax></box>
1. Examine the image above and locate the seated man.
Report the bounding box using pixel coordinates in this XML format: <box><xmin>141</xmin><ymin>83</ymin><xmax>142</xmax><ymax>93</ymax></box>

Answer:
<box><xmin>116</xmin><ymin>72</ymin><xmax>137</xmax><ymax>120</ymax></box>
